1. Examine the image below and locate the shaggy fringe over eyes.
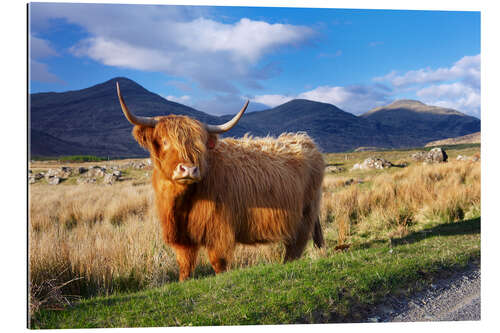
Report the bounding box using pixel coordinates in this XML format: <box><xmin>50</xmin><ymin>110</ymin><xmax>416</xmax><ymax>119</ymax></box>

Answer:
<box><xmin>156</xmin><ymin>116</ymin><xmax>208</xmax><ymax>166</ymax></box>
<box><xmin>133</xmin><ymin>116</ymin><xmax>210</xmax><ymax>168</ymax></box>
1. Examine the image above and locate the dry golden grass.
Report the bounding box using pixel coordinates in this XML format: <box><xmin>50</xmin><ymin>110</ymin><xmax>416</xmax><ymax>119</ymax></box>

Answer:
<box><xmin>320</xmin><ymin>159</ymin><xmax>480</xmax><ymax>244</ymax></box>
<box><xmin>29</xmin><ymin>156</ymin><xmax>480</xmax><ymax>311</ymax></box>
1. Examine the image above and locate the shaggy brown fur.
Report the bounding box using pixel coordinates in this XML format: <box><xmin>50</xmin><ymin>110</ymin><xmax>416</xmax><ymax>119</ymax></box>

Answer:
<box><xmin>132</xmin><ymin>115</ymin><xmax>325</xmax><ymax>281</ymax></box>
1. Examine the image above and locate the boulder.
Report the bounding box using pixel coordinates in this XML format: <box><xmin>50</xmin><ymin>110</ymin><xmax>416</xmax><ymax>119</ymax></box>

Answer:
<box><xmin>425</xmin><ymin>147</ymin><xmax>448</xmax><ymax>164</ymax></box>
<box><xmin>45</xmin><ymin>167</ymin><xmax>72</xmax><ymax>179</ymax></box>
<box><xmin>457</xmin><ymin>154</ymin><xmax>480</xmax><ymax>162</ymax></box>
<box><xmin>75</xmin><ymin>167</ymin><xmax>88</xmax><ymax>175</ymax></box>
<box><xmin>59</xmin><ymin>167</ymin><xmax>73</xmax><ymax>178</ymax></box>
<box><xmin>77</xmin><ymin>177</ymin><xmax>97</xmax><ymax>184</ymax></box>
<box><xmin>412</xmin><ymin>148</ymin><xmax>448</xmax><ymax>164</ymax></box>
<box><xmin>122</xmin><ymin>160</ymin><xmax>150</xmax><ymax>170</ymax></box>
<box><xmin>47</xmin><ymin>176</ymin><xmax>61</xmax><ymax>185</ymax></box>
<box><xmin>29</xmin><ymin>172</ymin><xmax>44</xmax><ymax>183</ymax></box>
<box><xmin>411</xmin><ymin>151</ymin><xmax>427</xmax><ymax>161</ymax></box>
<box><xmin>103</xmin><ymin>173</ymin><xmax>120</xmax><ymax>185</ymax></box>
<box><xmin>325</xmin><ymin>165</ymin><xmax>345</xmax><ymax>173</ymax></box>
<box><xmin>86</xmin><ymin>166</ymin><xmax>105</xmax><ymax>178</ymax></box>
<box><xmin>353</xmin><ymin>157</ymin><xmax>393</xmax><ymax>170</ymax></box>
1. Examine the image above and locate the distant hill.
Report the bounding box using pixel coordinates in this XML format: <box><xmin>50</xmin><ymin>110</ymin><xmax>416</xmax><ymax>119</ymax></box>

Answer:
<box><xmin>30</xmin><ymin>77</ymin><xmax>249</xmax><ymax>158</ymax></box>
<box><xmin>425</xmin><ymin>132</ymin><xmax>480</xmax><ymax>147</ymax></box>
<box><xmin>235</xmin><ymin>99</ymin><xmax>399</xmax><ymax>152</ymax></box>
<box><xmin>29</xmin><ymin>78</ymin><xmax>481</xmax><ymax>157</ymax></box>
<box><xmin>361</xmin><ymin>100</ymin><xmax>480</xmax><ymax>147</ymax></box>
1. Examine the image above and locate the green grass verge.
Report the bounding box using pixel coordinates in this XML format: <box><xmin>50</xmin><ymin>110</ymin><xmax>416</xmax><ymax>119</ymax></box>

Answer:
<box><xmin>31</xmin><ymin>218</ymin><xmax>480</xmax><ymax>328</ymax></box>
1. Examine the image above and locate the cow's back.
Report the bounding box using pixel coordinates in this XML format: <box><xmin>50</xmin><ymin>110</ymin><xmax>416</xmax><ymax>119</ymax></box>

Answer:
<box><xmin>188</xmin><ymin>133</ymin><xmax>324</xmax><ymax>246</ymax></box>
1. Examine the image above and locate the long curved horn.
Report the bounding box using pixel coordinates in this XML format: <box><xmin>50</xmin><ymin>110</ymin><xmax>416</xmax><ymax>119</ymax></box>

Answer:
<box><xmin>116</xmin><ymin>82</ymin><xmax>158</xmax><ymax>127</ymax></box>
<box><xmin>205</xmin><ymin>100</ymin><xmax>249</xmax><ymax>134</ymax></box>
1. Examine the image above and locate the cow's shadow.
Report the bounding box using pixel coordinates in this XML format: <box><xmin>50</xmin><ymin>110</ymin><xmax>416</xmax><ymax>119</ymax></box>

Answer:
<box><xmin>192</xmin><ymin>264</ymin><xmax>217</xmax><ymax>280</ymax></box>
<box><xmin>357</xmin><ymin>217</ymin><xmax>480</xmax><ymax>249</ymax></box>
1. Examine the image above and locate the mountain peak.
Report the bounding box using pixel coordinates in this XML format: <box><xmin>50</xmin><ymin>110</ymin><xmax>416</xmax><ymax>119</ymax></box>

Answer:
<box><xmin>390</xmin><ymin>99</ymin><xmax>426</xmax><ymax>107</ymax></box>
<box><xmin>364</xmin><ymin>99</ymin><xmax>464</xmax><ymax>117</ymax></box>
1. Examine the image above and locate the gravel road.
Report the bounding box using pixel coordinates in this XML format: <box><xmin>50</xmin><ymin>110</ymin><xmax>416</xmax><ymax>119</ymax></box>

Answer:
<box><xmin>366</xmin><ymin>265</ymin><xmax>480</xmax><ymax>322</ymax></box>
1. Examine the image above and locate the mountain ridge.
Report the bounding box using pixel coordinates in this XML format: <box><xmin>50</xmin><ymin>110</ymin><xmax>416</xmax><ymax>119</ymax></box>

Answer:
<box><xmin>29</xmin><ymin>77</ymin><xmax>480</xmax><ymax>157</ymax></box>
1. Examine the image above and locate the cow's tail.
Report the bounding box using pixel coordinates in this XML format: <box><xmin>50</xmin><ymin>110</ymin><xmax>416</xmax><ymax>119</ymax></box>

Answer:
<box><xmin>312</xmin><ymin>218</ymin><xmax>324</xmax><ymax>249</ymax></box>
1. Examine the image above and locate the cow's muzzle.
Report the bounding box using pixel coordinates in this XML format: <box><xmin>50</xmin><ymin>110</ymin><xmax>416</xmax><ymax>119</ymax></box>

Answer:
<box><xmin>172</xmin><ymin>163</ymin><xmax>201</xmax><ymax>184</ymax></box>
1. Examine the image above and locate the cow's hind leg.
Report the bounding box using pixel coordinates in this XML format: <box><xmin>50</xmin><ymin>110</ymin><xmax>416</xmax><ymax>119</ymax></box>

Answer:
<box><xmin>207</xmin><ymin>247</ymin><xmax>234</xmax><ymax>274</ymax></box>
<box><xmin>284</xmin><ymin>204</ymin><xmax>317</xmax><ymax>262</ymax></box>
<box><xmin>284</xmin><ymin>227</ymin><xmax>311</xmax><ymax>262</ymax></box>
<box><xmin>172</xmin><ymin>244</ymin><xmax>199</xmax><ymax>281</ymax></box>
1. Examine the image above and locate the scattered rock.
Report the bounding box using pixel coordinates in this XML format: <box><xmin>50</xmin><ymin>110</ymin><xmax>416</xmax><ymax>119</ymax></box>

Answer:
<box><xmin>123</xmin><ymin>161</ymin><xmax>148</xmax><ymax>169</ymax></box>
<box><xmin>44</xmin><ymin>167</ymin><xmax>72</xmax><ymax>179</ymax></box>
<box><xmin>352</xmin><ymin>157</ymin><xmax>393</xmax><ymax>170</ymax></box>
<box><xmin>411</xmin><ymin>151</ymin><xmax>427</xmax><ymax>161</ymax></box>
<box><xmin>47</xmin><ymin>176</ymin><xmax>61</xmax><ymax>185</ymax></box>
<box><xmin>412</xmin><ymin>148</ymin><xmax>448</xmax><ymax>164</ymax></box>
<box><xmin>103</xmin><ymin>172</ymin><xmax>120</xmax><ymax>185</ymax></box>
<box><xmin>77</xmin><ymin>177</ymin><xmax>97</xmax><ymax>184</ymax></box>
<box><xmin>325</xmin><ymin>165</ymin><xmax>345</xmax><ymax>173</ymax></box>
<box><xmin>86</xmin><ymin>166</ymin><xmax>105</xmax><ymax>178</ymax></box>
<box><xmin>457</xmin><ymin>154</ymin><xmax>480</xmax><ymax>162</ymax></box>
<box><xmin>425</xmin><ymin>147</ymin><xmax>448</xmax><ymax>164</ymax></box>
<box><xmin>28</xmin><ymin>170</ymin><xmax>45</xmax><ymax>184</ymax></box>
<box><xmin>75</xmin><ymin>167</ymin><xmax>88</xmax><ymax>175</ymax></box>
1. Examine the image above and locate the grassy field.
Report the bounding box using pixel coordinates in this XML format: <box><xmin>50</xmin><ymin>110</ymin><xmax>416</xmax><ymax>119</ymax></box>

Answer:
<box><xmin>28</xmin><ymin>145</ymin><xmax>481</xmax><ymax>328</ymax></box>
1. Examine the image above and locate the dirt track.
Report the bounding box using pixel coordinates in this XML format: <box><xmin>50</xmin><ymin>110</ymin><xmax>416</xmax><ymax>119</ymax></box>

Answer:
<box><xmin>366</xmin><ymin>265</ymin><xmax>480</xmax><ymax>322</ymax></box>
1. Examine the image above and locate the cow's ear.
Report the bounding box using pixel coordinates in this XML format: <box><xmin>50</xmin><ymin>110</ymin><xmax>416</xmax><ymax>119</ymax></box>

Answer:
<box><xmin>132</xmin><ymin>126</ymin><xmax>156</xmax><ymax>152</ymax></box>
<box><xmin>207</xmin><ymin>133</ymin><xmax>218</xmax><ymax>150</ymax></box>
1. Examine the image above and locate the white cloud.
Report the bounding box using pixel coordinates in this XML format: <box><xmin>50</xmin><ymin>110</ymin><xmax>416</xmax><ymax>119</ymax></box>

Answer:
<box><xmin>29</xmin><ymin>35</ymin><xmax>61</xmax><ymax>83</ymax></box>
<box><xmin>71</xmin><ymin>37</ymin><xmax>173</xmax><ymax>71</ymax></box>
<box><xmin>253</xmin><ymin>94</ymin><xmax>294</xmax><ymax>108</ymax></box>
<box><xmin>417</xmin><ymin>82</ymin><xmax>480</xmax><ymax>116</ymax></box>
<box><xmin>32</xmin><ymin>3</ymin><xmax>314</xmax><ymax>93</ymax></box>
<box><xmin>172</xmin><ymin>18</ymin><xmax>313</xmax><ymax>63</ymax></box>
<box><xmin>373</xmin><ymin>54</ymin><xmax>480</xmax><ymax>116</ymax></box>
<box><xmin>30</xmin><ymin>35</ymin><xmax>58</xmax><ymax>59</ymax></box>
<box><xmin>254</xmin><ymin>84</ymin><xmax>392</xmax><ymax>115</ymax></box>
<box><xmin>166</xmin><ymin>95</ymin><xmax>191</xmax><ymax>104</ymax></box>
<box><xmin>375</xmin><ymin>54</ymin><xmax>480</xmax><ymax>88</ymax></box>
<box><xmin>254</xmin><ymin>55</ymin><xmax>481</xmax><ymax>116</ymax></box>
<box><xmin>30</xmin><ymin>59</ymin><xmax>61</xmax><ymax>83</ymax></box>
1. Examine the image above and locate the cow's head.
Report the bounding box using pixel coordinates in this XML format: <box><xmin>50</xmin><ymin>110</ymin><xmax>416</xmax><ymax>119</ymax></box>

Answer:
<box><xmin>116</xmin><ymin>82</ymin><xmax>248</xmax><ymax>186</ymax></box>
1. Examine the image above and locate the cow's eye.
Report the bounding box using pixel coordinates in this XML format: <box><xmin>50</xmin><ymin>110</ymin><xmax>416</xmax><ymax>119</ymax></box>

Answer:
<box><xmin>163</xmin><ymin>140</ymin><xmax>170</xmax><ymax>149</ymax></box>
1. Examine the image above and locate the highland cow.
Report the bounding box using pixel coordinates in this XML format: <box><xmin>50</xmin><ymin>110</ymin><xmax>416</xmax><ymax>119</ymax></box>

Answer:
<box><xmin>117</xmin><ymin>82</ymin><xmax>325</xmax><ymax>281</ymax></box>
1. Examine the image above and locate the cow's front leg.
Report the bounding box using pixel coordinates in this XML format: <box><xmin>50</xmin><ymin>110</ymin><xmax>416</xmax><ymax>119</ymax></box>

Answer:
<box><xmin>172</xmin><ymin>244</ymin><xmax>199</xmax><ymax>281</ymax></box>
<box><xmin>207</xmin><ymin>247</ymin><xmax>233</xmax><ymax>274</ymax></box>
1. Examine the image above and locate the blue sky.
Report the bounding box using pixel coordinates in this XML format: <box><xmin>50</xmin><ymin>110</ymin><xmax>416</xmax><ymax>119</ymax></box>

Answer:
<box><xmin>29</xmin><ymin>2</ymin><xmax>480</xmax><ymax>117</ymax></box>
